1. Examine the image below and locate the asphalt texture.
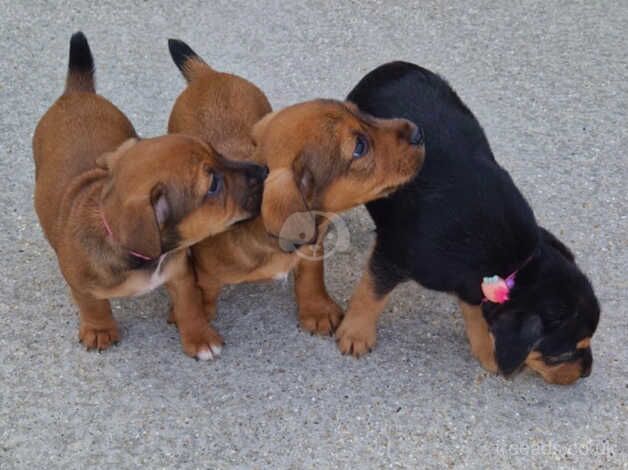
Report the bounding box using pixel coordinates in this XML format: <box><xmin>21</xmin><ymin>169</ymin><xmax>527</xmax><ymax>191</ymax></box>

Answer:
<box><xmin>1</xmin><ymin>1</ymin><xmax>626</xmax><ymax>468</ymax></box>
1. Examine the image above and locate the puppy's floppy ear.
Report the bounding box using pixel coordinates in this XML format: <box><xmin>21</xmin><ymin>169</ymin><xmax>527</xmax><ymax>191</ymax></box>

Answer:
<box><xmin>539</xmin><ymin>227</ymin><xmax>575</xmax><ymax>262</ymax></box>
<box><xmin>104</xmin><ymin>183</ymin><xmax>169</xmax><ymax>260</ymax></box>
<box><xmin>96</xmin><ymin>138</ymin><xmax>138</xmax><ymax>171</ymax></box>
<box><xmin>262</xmin><ymin>168</ymin><xmax>316</xmax><ymax>250</ymax></box>
<box><xmin>251</xmin><ymin>111</ymin><xmax>279</xmax><ymax>146</ymax></box>
<box><xmin>253</xmin><ymin>111</ymin><xmax>317</xmax><ymax>248</ymax></box>
<box><xmin>491</xmin><ymin>310</ymin><xmax>543</xmax><ymax>375</ymax></box>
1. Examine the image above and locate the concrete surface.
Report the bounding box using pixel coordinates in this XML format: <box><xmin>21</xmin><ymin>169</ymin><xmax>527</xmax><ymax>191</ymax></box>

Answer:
<box><xmin>1</xmin><ymin>0</ymin><xmax>626</xmax><ymax>468</ymax></box>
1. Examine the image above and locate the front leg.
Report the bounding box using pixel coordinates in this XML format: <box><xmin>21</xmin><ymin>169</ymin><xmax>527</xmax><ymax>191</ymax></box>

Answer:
<box><xmin>72</xmin><ymin>288</ymin><xmax>119</xmax><ymax>351</ymax></box>
<box><xmin>169</xmin><ymin>265</ymin><xmax>222</xmax><ymax>324</ymax></box>
<box><xmin>335</xmin><ymin>247</ymin><xmax>402</xmax><ymax>357</ymax></box>
<box><xmin>335</xmin><ymin>268</ymin><xmax>389</xmax><ymax>357</ymax></box>
<box><xmin>195</xmin><ymin>267</ymin><xmax>223</xmax><ymax>322</ymax></box>
<box><xmin>166</xmin><ymin>252</ymin><xmax>224</xmax><ymax>361</ymax></box>
<box><xmin>458</xmin><ymin>300</ymin><xmax>498</xmax><ymax>373</ymax></box>
<box><xmin>294</xmin><ymin>243</ymin><xmax>343</xmax><ymax>335</ymax></box>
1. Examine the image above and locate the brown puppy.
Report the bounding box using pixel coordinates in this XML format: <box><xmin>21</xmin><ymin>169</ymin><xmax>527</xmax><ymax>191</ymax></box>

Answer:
<box><xmin>167</xmin><ymin>39</ymin><xmax>272</xmax><ymax>163</ymax></box>
<box><xmin>33</xmin><ymin>33</ymin><xmax>266</xmax><ymax>360</ymax></box>
<box><xmin>167</xmin><ymin>41</ymin><xmax>425</xmax><ymax>339</ymax></box>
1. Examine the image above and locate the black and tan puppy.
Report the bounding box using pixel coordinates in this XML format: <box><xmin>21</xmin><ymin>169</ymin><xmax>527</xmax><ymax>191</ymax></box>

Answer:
<box><xmin>336</xmin><ymin>62</ymin><xmax>600</xmax><ymax>385</ymax></box>
<box><xmin>33</xmin><ymin>32</ymin><xmax>266</xmax><ymax>359</ymax></box>
<box><xmin>167</xmin><ymin>41</ymin><xmax>425</xmax><ymax>339</ymax></box>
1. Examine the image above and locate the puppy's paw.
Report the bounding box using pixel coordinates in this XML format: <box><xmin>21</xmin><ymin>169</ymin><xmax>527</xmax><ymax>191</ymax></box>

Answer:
<box><xmin>471</xmin><ymin>347</ymin><xmax>499</xmax><ymax>374</ymax></box>
<box><xmin>299</xmin><ymin>299</ymin><xmax>343</xmax><ymax>335</ymax></box>
<box><xmin>180</xmin><ymin>326</ymin><xmax>224</xmax><ymax>361</ymax></box>
<box><xmin>335</xmin><ymin>318</ymin><xmax>376</xmax><ymax>357</ymax></box>
<box><xmin>79</xmin><ymin>322</ymin><xmax>120</xmax><ymax>351</ymax></box>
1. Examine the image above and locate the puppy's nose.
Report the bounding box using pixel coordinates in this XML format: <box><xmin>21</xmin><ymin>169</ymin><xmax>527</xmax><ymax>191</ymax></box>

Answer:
<box><xmin>409</xmin><ymin>125</ymin><xmax>424</xmax><ymax>146</ymax></box>
<box><xmin>246</xmin><ymin>164</ymin><xmax>268</xmax><ymax>187</ymax></box>
<box><xmin>260</xmin><ymin>165</ymin><xmax>269</xmax><ymax>180</ymax></box>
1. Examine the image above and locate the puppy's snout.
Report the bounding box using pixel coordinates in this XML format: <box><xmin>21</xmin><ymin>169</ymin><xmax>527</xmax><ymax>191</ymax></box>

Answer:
<box><xmin>237</xmin><ymin>163</ymin><xmax>266</xmax><ymax>216</ymax></box>
<box><xmin>246</xmin><ymin>164</ymin><xmax>268</xmax><ymax>188</ymax></box>
<box><xmin>409</xmin><ymin>125</ymin><xmax>424</xmax><ymax>146</ymax></box>
<box><xmin>397</xmin><ymin>121</ymin><xmax>423</xmax><ymax>147</ymax></box>
<box><xmin>261</xmin><ymin>165</ymin><xmax>269</xmax><ymax>180</ymax></box>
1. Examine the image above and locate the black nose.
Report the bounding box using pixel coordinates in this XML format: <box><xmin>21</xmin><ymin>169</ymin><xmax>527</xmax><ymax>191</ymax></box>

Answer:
<box><xmin>409</xmin><ymin>125</ymin><xmax>424</xmax><ymax>146</ymax></box>
<box><xmin>246</xmin><ymin>164</ymin><xmax>268</xmax><ymax>187</ymax></box>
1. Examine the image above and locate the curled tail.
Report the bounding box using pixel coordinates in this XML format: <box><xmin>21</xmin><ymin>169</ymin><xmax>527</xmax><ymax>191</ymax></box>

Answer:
<box><xmin>168</xmin><ymin>39</ymin><xmax>210</xmax><ymax>82</ymax></box>
<box><xmin>65</xmin><ymin>31</ymin><xmax>95</xmax><ymax>93</ymax></box>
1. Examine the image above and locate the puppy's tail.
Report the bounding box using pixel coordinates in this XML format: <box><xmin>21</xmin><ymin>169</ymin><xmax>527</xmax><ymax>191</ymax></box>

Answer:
<box><xmin>65</xmin><ymin>31</ymin><xmax>95</xmax><ymax>93</ymax></box>
<box><xmin>168</xmin><ymin>39</ymin><xmax>209</xmax><ymax>82</ymax></box>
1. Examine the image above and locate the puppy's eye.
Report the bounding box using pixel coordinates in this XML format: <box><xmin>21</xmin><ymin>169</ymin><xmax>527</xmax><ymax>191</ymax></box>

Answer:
<box><xmin>206</xmin><ymin>173</ymin><xmax>222</xmax><ymax>198</ymax></box>
<box><xmin>352</xmin><ymin>134</ymin><xmax>369</xmax><ymax>159</ymax></box>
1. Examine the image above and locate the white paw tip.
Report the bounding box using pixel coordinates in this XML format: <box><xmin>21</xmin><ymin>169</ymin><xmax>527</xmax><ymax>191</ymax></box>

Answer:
<box><xmin>197</xmin><ymin>348</ymin><xmax>214</xmax><ymax>361</ymax></box>
<box><xmin>210</xmin><ymin>345</ymin><xmax>222</xmax><ymax>356</ymax></box>
<box><xmin>273</xmin><ymin>272</ymin><xmax>289</xmax><ymax>282</ymax></box>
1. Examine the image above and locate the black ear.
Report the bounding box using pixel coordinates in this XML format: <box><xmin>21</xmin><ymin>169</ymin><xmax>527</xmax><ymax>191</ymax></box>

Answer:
<box><xmin>539</xmin><ymin>227</ymin><xmax>575</xmax><ymax>262</ymax></box>
<box><xmin>491</xmin><ymin>311</ymin><xmax>543</xmax><ymax>375</ymax></box>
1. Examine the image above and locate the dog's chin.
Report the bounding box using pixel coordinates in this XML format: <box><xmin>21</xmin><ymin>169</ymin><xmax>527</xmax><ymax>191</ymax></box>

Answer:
<box><xmin>230</xmin><ymin>210</ymin><xmax>259</xmax><ymax>227</ymax></box>
<box><xmin>377</xmin><ymin>184</ymin><xmax>404</xmax><ymax>199</ymax></box>
<box><xmin>232</xmin><ymin>215</ymin><xmax>255</xmax><ymax>228</ymax></box>
<box><xmin>175</xmin><ymin>213</ymin><xmax>259</xmax><ymax>249</ymax></box>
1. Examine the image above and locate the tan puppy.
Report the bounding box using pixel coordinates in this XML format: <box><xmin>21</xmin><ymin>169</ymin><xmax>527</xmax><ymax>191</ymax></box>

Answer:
<box><xmin>168</xmin><ymin>41</ymin><xmax>425</xmax><ymax>340</ymax></box>
<box><xmin>167</xmin><ymin>39</ymin><xmax>272</xmax><ymax>163</ymax></box>
<box><xmin>33</xmin><ymin>32</ymin><xmax>266</xmax><ymax>360</ymax></box>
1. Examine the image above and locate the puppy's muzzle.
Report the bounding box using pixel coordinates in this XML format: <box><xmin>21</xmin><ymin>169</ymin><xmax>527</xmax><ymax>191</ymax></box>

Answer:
<box><xmin>243</xmin><ymin>163</ymin><xmax>268</xmax><ymax>215</ymax></box>
<box><xmin>409</xmin><ymin>124</ymin><xmax>424</xmax><ymax>146</ymax></box>
<box><xmin>396</xmin><ymin>121</ymin><xmax>424</xmax><ymax>147</ymax></box>
<box><xmin>246</xmin><ymin>164</ymin><xmax>269</xmax><ymax>186</ymax></box>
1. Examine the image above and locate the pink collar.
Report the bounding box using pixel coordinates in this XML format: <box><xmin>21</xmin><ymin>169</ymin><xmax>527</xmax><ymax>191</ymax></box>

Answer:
<box><xmin>100</xmin><ymin>212</ymin><xmax>153</xmax><ymax>261</ymax></box>
<box><xmin>481</xmin><ymin>254</ymin><xmax>535</xmax><ymax>304</ymax></box>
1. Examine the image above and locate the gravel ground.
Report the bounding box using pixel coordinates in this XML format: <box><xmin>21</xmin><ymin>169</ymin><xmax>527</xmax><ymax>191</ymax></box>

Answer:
<box><xmin>1</xmin><ymin>1</ymin><xmax>626</xmax><ymax>468</ymax></box>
